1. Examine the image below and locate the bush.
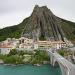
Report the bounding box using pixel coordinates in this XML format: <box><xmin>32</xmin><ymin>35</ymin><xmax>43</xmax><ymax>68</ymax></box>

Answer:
<box><xmin>9</xmin><ymin>49</ymin><xmax>17</xmax><ymax>55</ymax></box>
<box><xmin>31</xmin><ymin>50</ymin><xmax>50</xmax><ymax>64</ymax></box>
<box><xmin>3</xmin><ymin>55</ymin><xmax>23</xmax><ymax>64</ymax></box>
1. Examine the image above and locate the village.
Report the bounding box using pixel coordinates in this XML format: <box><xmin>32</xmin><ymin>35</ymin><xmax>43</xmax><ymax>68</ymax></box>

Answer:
<box><xmin>0</xmin><ymin>37</ymin><xmax>73</xmax><ymax>55</ymax></box>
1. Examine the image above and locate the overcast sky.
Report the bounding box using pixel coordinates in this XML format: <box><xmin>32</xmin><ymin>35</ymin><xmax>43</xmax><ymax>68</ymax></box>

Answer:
<box><xmin>0</xmin><ymin>0</ymin><xmax>75</xmax><ymax>28</ymax></box>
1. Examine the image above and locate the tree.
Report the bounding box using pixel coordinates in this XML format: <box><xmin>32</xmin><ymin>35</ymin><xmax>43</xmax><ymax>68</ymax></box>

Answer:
<box><xmin>9</xmin><ymin>49</ymin><xmax>17</xmax><ymax>55</ymax></box>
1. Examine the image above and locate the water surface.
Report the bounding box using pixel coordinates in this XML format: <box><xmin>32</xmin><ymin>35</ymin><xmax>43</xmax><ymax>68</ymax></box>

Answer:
<box><xmin>0</xmin><ymin>64</ymin><xmax>61</xmax><ymax>75</ymax></box>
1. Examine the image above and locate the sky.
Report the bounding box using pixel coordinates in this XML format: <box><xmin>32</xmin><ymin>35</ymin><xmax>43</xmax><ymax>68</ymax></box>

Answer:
<box><xmin>0</xmin><ymin>0</ymin><xmax>75</xmax><ymax>28</ymax></box>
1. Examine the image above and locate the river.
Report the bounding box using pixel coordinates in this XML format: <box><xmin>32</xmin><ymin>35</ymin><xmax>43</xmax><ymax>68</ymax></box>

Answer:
<box><xmin>0</xmin><ymin>64</ymin><xmax>62</xmax><ymax>75</ymax></box>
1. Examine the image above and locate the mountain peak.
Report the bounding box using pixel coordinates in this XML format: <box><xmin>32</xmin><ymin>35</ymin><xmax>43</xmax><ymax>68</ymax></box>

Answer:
<box><xmin>0</xmin><ymin>5</ymin><xmax>75</xmax><ymax>42</ymax></box>
<box><xmin>34</xmin><ymin>5</ymin><xmax>39</xmax><ymax>8</ymax></box>
<box><xmin>22</xmin><ymin>5</ymin><xmax>65</xmax><ymax>41</ymax></box>
<box><xmin>33</xmin><ymin>5</ymin><xmax>49</xmax><ymax>12</ymax></box>
<box><xmin>34</xmin><ymin>5</ymin><xmax>47</xmax><ymax>9</ymax></box>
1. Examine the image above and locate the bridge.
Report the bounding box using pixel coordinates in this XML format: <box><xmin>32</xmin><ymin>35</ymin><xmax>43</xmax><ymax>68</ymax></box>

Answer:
<box><xmin>47</xmin><ymin>49</ymin><xmax>75</xmax><ymax>75</ymax></box>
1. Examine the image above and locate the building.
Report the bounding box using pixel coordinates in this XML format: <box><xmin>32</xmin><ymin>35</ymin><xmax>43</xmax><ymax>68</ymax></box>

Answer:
<box><xmin>19</xmin><ymin>43</ymin><xmax>33</xmax><ymax>50</ymax></box>
<box><xmin>0</xmin><ymin>44</ymin><xmax>12</xmax><ymax>55</ymax></box>
<box><xmin>33</xmin><ymin>42</ymin><xmax>38</xmax><ymax>49</ymax></box>
<box><xmin>19</xmin><ymin>37</ymin><xmax>33</xmax><ymax>44</ymax></box>
<box><xmin>0</xmin><ymin>38</ymin><xmax>19</xmax><ymax>55</ymax></box>
<box><xmin>18</xmin><ymin>37</ymin><xmax>34</xmax><ymax>50</ymax></box>
<box><xmin>51</xmin><ymin>41</ymin><xmax>66</xmax><ymax>49</ymax></box>
<box><xmin>38</xmin><ymin>41</ymin><xmax>51</xmax><ymax>49</ymax></box>
<box><xmin>37</xmin><ymin>41</ymin><xmax>66</xmax><ymax>50</ymax></box>
<box><xmin>0</xmin><ymin>37</ymin><xmax>67</xmax><ymax>54</ymax></box>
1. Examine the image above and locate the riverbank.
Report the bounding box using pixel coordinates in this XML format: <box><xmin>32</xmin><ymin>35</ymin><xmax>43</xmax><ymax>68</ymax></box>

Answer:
<box><xmin>0</xmin><ymin>49</ymin><xmax>50</xmax><ymax>65</ymax></box>
<box><xmin>0</xmin><ymin>61</ymin><xmax>50</xmax><ymax>67</ymax></box>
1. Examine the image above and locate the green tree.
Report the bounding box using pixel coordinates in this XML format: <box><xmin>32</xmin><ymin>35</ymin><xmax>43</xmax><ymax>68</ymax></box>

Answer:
<box><xmin>9</xmin><ymin>49</ymin><xmax>17</xmax><ymax>55</ymax></box>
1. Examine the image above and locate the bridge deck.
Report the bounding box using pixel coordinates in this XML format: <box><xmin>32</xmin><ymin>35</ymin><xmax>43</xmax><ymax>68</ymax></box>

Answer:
<box><xmin>48</xmin><ymin>50</ymin><xmax>75</xmax><ymax>75</ymax></box>
<box><xmin>48</xmin><ymin>50</ymin><xmax>75</xmax><ymax>70</ymax></box>
<box><xmin>54</xmin><ymin>52</ymin><xmax>75</xmax><ymax>69</ymax></box>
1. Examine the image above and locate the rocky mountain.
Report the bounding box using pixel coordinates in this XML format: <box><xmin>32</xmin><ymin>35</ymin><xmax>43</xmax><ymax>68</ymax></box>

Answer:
<box><xmin>0</xmin><ymin>5</ymin><xmax>75</xmax><ymax>42</ymax></box>
<box><xmin>22</xmin><ymin>5</ymin><xmax>65</xmax><ymax>41</ymax></box>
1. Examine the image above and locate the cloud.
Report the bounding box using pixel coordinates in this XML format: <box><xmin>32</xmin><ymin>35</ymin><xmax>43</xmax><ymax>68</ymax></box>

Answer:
<box><xmin>0</xmin><ymin>0</ymin><xmax>75</xmax><ymax>28</ymax></box>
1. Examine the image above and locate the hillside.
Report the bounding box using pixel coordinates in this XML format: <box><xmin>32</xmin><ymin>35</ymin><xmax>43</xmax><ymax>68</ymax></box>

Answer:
<box><xmin>0</xmin><ymin>5</ymin><xmax>75</xmax><ymax>42</ymax></box>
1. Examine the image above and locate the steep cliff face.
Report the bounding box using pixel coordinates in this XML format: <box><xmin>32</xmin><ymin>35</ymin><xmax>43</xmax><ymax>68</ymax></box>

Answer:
<box><xmin>22</xmin><ymin>5</ymin><xmax>65</xmax><ymax>41</ymax></box>
<box><xmin>0</xmin><ymin>5</ymin><xmax>75</xmax><ymax>42</ymax></box>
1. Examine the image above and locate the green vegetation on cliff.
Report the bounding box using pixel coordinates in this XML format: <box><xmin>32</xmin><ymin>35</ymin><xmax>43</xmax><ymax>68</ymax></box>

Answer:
<box><xmin>0</xmin><ymin>18</ymin><xmax>75</xmax><ymax>42</ymax></box>
<box><xmin>0</xmin><ymin>18</ymin><xmax>29</xmax><ymax>41</ymax></box>
<box><xmin>60</xmin><ymin>19</ymin><xmax>75</xmax><ymax>40</ymax></box>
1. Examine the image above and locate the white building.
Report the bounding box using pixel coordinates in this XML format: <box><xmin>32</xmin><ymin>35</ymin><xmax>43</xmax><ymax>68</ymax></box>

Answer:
<box><xmin>0</xmin><ymin>45</ymin><xmax>12</xmax><ymax>55</ymax></box>
<box><xmin>37</xmin><ymin>41</ymin><xmax>66</xmax><ymax>50</ymax></box>
<box><xmin>0</xmin><ymin>37</ymin><xmax>68</xmax><ymax>54</ymax></box>
<box><xmin>19</xmin><ymin>43</ymin><xmax>33</xmax><ymax>50</ymax></box>
<box><xmin>33</xmin><ymin>42</ymin><xmax>38</xmax><ymax>49</ymax></box>
<box><xmin>18</xmin><ymin>37</ymin><xmax>34</xmax><ymax>50</ymax></box>
<box><xmin>51</xmin><ymin>41</ymin><xmax>66</xmax><ymax>49</ymax></box>
<box><xmin>19</xmin><ymin>37</ymin><xmax>33</xmax><ymax>44</ymax></box>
